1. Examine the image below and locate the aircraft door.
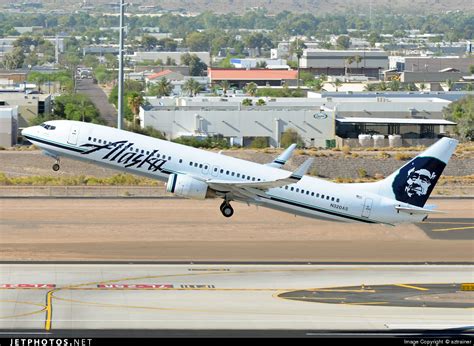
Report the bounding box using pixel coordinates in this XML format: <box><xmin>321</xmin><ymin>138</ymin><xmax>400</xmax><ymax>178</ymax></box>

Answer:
<box><xmin>361</xmin><ymin>198</ymin><xmax>373</xmax><ymax>218</ymax></box>
<box><xmin>67</xmin><ymin>125</ymin><xmax>80</xmax><ymax>145</ymax></box>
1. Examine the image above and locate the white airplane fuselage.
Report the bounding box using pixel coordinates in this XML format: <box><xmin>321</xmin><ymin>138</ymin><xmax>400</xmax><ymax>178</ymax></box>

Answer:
<box><xmin>22</xmin><ymin>120</ymin><xmax>456</xmax><ymax>225</ymax></box>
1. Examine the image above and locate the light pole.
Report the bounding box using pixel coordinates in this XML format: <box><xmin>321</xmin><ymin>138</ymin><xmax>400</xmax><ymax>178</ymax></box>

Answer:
<box><xmin>117</xmin><ymin>0</ymin><xmax>125</xmax><ymax>130</ymax></box>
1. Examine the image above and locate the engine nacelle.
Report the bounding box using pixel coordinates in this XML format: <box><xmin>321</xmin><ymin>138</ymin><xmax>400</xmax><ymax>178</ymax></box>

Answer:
<box><xmin>166</xmin><ymin>173</ymin><xmax>209</xmax><ymax>200</ymax></box>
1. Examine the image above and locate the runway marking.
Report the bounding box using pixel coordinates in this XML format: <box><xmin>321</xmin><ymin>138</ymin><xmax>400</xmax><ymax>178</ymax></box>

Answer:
<box><xmin>431</xmin><ymin>226</ymin><xmax>474</xmax><ymax>232</ymax></box>
<box><xmin>394</xmin><ymin>284</ymin><xmax>429</xmax><ymax>291</ymax></box>
<box><xmin>421</xmin><ymin>221</ymin><xmax>474</xmax><ymax>225</ymax></box>
<box><xmin>310</xmin><ymin>289</ymin><xmax>376</xmax><ymax>293</ymax></box>
<box><xmin>44</xmin><ymin>267</ymin><xmax>322</xmax><ymax>331</ymax></box>
<box><xmin>0</xmin><ymin>300</ymin><xmax>47</xmax><ymax>320</ymax></box>
<box><xmin>344</xmin><ymin>302</ymin><xmax>389</xmax><ymax>306</ymax></box>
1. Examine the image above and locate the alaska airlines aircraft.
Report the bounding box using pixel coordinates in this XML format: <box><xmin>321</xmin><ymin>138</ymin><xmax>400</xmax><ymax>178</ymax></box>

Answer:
<box><xmin>22</xmin><ymin>120</ymin><xmax>458</xmax><ymax>225</ymax></box>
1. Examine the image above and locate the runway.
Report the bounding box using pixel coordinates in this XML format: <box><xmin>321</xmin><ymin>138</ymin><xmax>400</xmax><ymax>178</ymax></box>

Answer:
<box><xmin>0</xmin><ymin>264</ymin><xmax>472</xmax><ymax>335</ymax></box>
<box><xmin>0</xmin><ymin>198</ymin><xmax>473</xmax><ymax>262</ymax></box>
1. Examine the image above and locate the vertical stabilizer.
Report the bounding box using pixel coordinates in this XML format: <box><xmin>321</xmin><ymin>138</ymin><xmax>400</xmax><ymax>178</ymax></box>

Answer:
<box><xmin>374</xmin><ymin>137</ymin><xmax>458</xmax><ymax>207</ymax></box>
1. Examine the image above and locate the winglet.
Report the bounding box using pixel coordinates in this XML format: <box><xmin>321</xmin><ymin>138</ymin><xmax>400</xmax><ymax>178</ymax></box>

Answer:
<box><xmin>289</xmin><ymin>158</ymin><xmax>314</xmax><ymax>181</ymax></box>
<box><xmin>266</xmin><ymin>144</ymin><xmax>297</xmax><ymax>168</ymax></box>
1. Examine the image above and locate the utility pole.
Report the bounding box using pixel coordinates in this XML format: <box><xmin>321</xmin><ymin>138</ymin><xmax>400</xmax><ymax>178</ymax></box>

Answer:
<box><xmin>117</xmin><ymin>0</ymin><xmax>125</xmax><ymax>130</ymax></box>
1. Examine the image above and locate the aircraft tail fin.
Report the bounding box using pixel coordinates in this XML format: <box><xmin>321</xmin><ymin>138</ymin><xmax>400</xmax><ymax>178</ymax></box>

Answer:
<box><xmin>374</xmin><ymin>137</ymin><xmax>458</xmax><ymax>207</ymax></box>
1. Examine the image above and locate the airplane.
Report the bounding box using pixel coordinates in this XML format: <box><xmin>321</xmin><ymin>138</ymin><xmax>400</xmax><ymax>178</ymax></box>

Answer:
<box><xmin>21</xmin><ymin>120</ymin><xmax>458</xmax><ymax>225</ymax></box>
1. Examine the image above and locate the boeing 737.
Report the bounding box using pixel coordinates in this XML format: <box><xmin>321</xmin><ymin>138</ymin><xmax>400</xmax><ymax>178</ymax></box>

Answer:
<box><xmin>22</xmin><ymin>120</ymin><xmax>458</xmax><ymax>225</ymax></box>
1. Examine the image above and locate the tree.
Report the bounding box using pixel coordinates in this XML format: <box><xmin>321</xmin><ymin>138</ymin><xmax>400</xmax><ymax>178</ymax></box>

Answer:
<box><xmin>256</xmin><ymin>99</ymin><xmax>266</xmax><ymax>106</ymax></box>
<box><xmin>182</xmin><ymin>78</ymin><xmax>202</xmax><ymax>97</ymax></box>
<box><xmin>3</xmin><ymin>48</ymin><xmax>25</xmax><ymax>70</ymax></box>
<box><xmin>388</xmin><ymin>80</ymin><xmax>401</xmax><ymax>91</ymax></box>
<box><xmin>345</xmin><ymin>56</ymin><xmax>354</xmax><ymax>75</ymax></box>
<box><xmin>443</xmin><ymin>95</ymin><xmax>473</xmax><ymax>140</ymax></box>
<box><xmin>185</xmin><ymin>32</ymin><xmax>209</xmax><ymax>51</ymax></box>
<box><xmin>244</xmin><ymin>82</ymin><xmax>258</xmax><ymax>97</ymax></box>
<box><xmin>332</xmin><ymin>79</ymin><xmax>342</xmax><ymax>92</ymax></box>
<box><xmin>280</xmin><ymin>128</ymin><xmax>304</xmax><ymax>148</ymax></box>
<box><xmin>149</xmin><ymin>77</ymin><xmax>172</xmax><ymax>97</ymax></box>
<box><xmin>354</xmin><ymin>55</ymin><xmax>363</xmax><ymax>69</ymax></box>
<box><xmin>446</xmin><ymin>79</ymin><xmax>455</xmax><ymax>91</ymax></box>
<box><xmin>336</xmin><ymin>35</ymin><xmax>350</xmax><ymax>50</ymax></box>
<box><xmin>141</xmin><ymin>35</ymin><xmax>159</xmax><ymax>51</ymax></box>
<box><xmin>127</xmin><ymin>92</ymin><xmax>144</xmax><ymax>125</ymax></box>
<box><xmin>469</xmin><ymin>65</ymin><xmax>474</xmax><ymax>75</ymax></box>
<box><xmin>244</xmin><ymin>32</ymin><xmax>273</xmax><ymax>56</ymax></box>
<box><xmin>242</xmin><ymin>98</ymin><xmax>253</xmax><ymax>106</ymax></box>
<box><xmin>219</xmin><ymin>80</ymin><xmax>230</xmax><ymax>95</ymax></box>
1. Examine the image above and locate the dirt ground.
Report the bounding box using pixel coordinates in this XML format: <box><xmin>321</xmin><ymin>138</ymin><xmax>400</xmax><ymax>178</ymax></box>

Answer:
<box><xmin>1</xmin><ymin>198</ymin><xmax>472</xmax><ymax>262</ymax></box>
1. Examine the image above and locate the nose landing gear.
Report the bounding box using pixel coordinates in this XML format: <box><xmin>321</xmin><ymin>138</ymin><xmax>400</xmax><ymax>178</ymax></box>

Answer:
<box><xmin>220</xmin><ymin>200</ymin><xmax>234</xmax><ymax>218</ymax></box>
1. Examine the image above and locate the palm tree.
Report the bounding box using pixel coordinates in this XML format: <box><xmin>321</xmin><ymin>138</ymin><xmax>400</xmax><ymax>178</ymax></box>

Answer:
<box><xmin>312</xmin><ymin>78</ymin><xmax>324</xmax><ymax>92</ymax></box>
<box><xmin>127</xmin><ymin>93</ymin><xmax>144</xmax><ymax>125</ymax></box>
<box><xmin>244</xmin><ymin>82</ymin><xmax>258</xmax><ymax>97</ymax></box>
<box><xmin>419</xmin><ymin>82</ymin><xmax>426</xmax><ymax>91</ymax></box>
<box><xmin>446</xmin><ymin>79</ymin><xmax>454</xmax><ymax>91</ymax></box>
<box><xmin>153</xmin><ymin>77</ymin><xmax>172</xmax><ymax>96</ymax></box>
<box><xmin>182</xmin><ymin>78</ymin><xmax>202</xmax><ymax>97</ymax></box>
<box><xmin>219</xmin><ymin>80</ymin><xmax>230</xmax><ymax>95</ymax></box>
<box><xmin>333</xmin><ymin>79</ymin><xmax>342</xmax><ymax>92</ymax></box>
<box><xmin>345</xmin><ymin>56</ymin><xmax>354</xmax><ymax>75</ymax></box>
<box><xmin>354</xmin><ymin>55</ymin><xmax>362</xmax><ymax>71</ymax></box>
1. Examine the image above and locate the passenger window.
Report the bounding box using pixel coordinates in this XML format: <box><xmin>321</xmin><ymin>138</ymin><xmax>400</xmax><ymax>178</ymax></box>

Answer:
<box><xmin>326</xmin><ymin>196</ymin><xmax>330</xmax><ymax>200</ymax></box>
<box><xmin>331</xmin><ymin>197</ymin><xmax>335</xmax><ymax>201</ymax></box>
<box><xmin>301</xmin><ymin>189</ymin><xmax>305</xmax><ymax>194</ymax></box>
<box><xmin>242</xmin><ymin>175</ymin><xmax>246</xmax><ymax>179</ymax></box>
<box><xmin>306</xmin><ymin>191</ymin><xmax>310</xmax><ymax>195</ymax></box>
<box><xmin>168</xmin><ymin>156</ymin><xmax>171</xmax><ymax>160</ymax></box>
<box><xmin>290</xmin><ymin>187</ymin><xmax>294</xmax><ymax>191</ymax></box>
<box><xmin>336</xmin><ymin>198</ymin><xmax>340</xmax><ymax>203</ymax></box>
<box><xmin>179</xmin><ymin>159</ymin><xmax>183</xmax><ymax>163</ymax></box>
<box><xmin>311</xmin><ymin>192</ymin><xmax>314</xmax><ymax>196</ymax></box>
<box><xmin>199</xmin><ymin>164</ymin><xmax>203</xmax><ymax>169</ymax></box>
<box><xmin>321</xmin><ymin>195</ymin><xmax>325</xmax><ymax>199</ymax></box>
<box><xmin>247</xmin><ymin>176</ymin><xmax>250</xmax><ymax>180</ymax></box>
<box><xmin>194</xmin><ymin>163</ymin><xmax>198</xmax><ymax>167</ymax></box>
<box><xmin>296</xmin><ymin>188</ymin><xmax>299</xmax><ymax>193</ymax></box>
<box><xmin>231</xmin><ymin>172</ymin><xmax>235</xmax><ymax>176</ymax></box>
<box><xmin>226</xmin><ymin>170</ymin><xmax>229</xmax><ymax>175</ymax></box>
<box><xmin>237</xmin><ymin>173</ymin><xmax>240</xmax><ymax>178</ymax></box>
<box><xmin>316</xmin><ymin>193</ymin><xmax>320</xmax><ymax>198</ymax></box>
<box><xmin>93</xmin><ymin>138</ymin><xmax>96</xmax><ymax>142</ymax></box>
<box><xmin>220</xmin><ymin>169</ymin><xmax>224</xmax><ymax>173</ymax></box>
<box><xmin>189</xmin><ymin>162</ymin><xmax>193</xmax><ymax>166</ymax></box>
<box><xmin>88</xmin><ymin>137</ymin><xmax>91</xmax><ymax>141</ymax></box>
<box><xmin>285</xmin><ymin>186</ymin><xmax>288</xmax><ymax>189</ymax></box>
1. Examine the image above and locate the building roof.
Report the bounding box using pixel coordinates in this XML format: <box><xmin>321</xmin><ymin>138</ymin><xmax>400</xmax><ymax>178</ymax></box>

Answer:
<box><xmin>336</xmin><ymin>117</ymin><xmax>456</xmax><ymax>125</ymax></box>
<box><xmin>208</xmin><ymin>68</ymin><xmax>297</xmax><ymax>81</ymax></box>
<box><xmin>147</xmin><ymin>70</ymin><xmax>176</xmax><ymax>80</ymax></box>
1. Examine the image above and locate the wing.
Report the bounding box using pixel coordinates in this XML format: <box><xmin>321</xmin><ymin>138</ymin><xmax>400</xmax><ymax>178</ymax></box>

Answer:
<box><xmin>206</xmin><ymin>158</ymin><xmax>313</xmax><ymax>191</ymax></box>
<box><xmin>265</xmin><ymin>144</ymin><xmax>297</xmax><ymax>168</ymax></box>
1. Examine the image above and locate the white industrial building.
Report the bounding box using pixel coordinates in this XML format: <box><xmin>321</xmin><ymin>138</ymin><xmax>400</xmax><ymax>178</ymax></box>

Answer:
<box><xmin>0</xmin><ymin>106</ymin><xmax>18</xmax><ymax>147</ymax></box>
<box><xmin>140</xmin><ymin>94</ymin><xmax>456</xmax><ymax>148</ymax></box>
<box><xmin>126</xmin><ymin>51</ymin><xmax>211</xmax><ymax>66</ymax></box>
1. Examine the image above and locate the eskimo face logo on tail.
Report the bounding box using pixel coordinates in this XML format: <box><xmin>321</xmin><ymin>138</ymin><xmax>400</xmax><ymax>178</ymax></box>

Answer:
<box><xmin>80</xmin><ymin>140</ymin><xmax>167</xmax><ymax>172</ymax></box>
<box><xmin>392</xmin><ymin>157</ymin><xmax>446</xmax><ymax>207</ymax></box>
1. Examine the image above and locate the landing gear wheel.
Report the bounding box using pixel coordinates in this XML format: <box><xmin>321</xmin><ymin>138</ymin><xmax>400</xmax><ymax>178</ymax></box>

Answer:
<box><xmin>52</xmin><ymin>163</ymin><xmax>60</xmax><ymax>171</ymax></box>
<box><xmin>220</xmin><ymin>201</ymin><xmax>234</xmax><ymax>218</ymax></box>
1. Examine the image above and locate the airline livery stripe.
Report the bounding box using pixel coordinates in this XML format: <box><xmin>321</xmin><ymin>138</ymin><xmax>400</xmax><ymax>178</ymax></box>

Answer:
<box><xmin>24</xmin><ymin>135</ymin><xmax>85</xmax><ymax>153</ymax></box>
<box><xmin>268</xmin><ymin>196</ymin><xmax>377</xmax><ymax>224</ymax></box>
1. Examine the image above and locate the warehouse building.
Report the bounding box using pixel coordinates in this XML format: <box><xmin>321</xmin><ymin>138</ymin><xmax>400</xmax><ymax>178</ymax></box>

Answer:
<box><xmin>140</xmin><ymin>95</ymin><xmax>455</xmax><ymax>148</ymax></box>
<box><xmin>300</xmin><ymin>49</ymin><xmax>389</xmax><ymax>79</ymax></box>
<box><xmin>0</xmin><ymin>106</ymin><xmax>18</xmax><ymax>147</ymax></box>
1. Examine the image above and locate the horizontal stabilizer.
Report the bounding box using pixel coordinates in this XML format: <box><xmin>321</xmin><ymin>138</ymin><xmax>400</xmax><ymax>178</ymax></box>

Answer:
<box><xmin>395</xmin><ymin>205</ymin><xmax>445</xmax><ymax>215</ymax></box>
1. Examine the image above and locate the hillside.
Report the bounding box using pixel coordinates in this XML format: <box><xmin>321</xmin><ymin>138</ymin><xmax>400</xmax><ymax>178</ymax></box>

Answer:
<box><xmin>3</xmin><ymin>0</ymin><xmax>473</xmax><ymax>15</ymax></box>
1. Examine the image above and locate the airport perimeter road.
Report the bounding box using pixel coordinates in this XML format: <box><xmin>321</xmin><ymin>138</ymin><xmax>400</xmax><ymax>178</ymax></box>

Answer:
<box><xmin>0</xmin><ymin>198</ymin><xmax>472</xmax><ymax>262</ymax></box>
<box><xmin>76</xmin><ymin>78</ymin><xmax>117</xmax><ymax>127</ymax></box>
<box><xmin>0</xmin><ymin>264</ymin><xmax>472</xmax><ymax>332</ymax></box>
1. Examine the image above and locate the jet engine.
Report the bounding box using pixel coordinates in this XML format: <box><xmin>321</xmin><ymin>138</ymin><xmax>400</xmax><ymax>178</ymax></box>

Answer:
<box><xmin>166</xmin><ymin>173</ymin><xmax>209</xmax><ymax>200</ymax></box>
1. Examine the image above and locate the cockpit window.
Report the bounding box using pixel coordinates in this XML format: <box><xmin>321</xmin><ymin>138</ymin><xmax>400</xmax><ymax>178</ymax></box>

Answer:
<box><xmin>40</xmin><ymin>123</ymin><xmax>56</xmax><ymax>130</ymax></box>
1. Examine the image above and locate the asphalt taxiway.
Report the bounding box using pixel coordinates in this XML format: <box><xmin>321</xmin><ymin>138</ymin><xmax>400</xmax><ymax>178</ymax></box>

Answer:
<box><xmin>0</xmin><ymin>264</ymin><xmax>472</xmax><ymax>334</ymax></box>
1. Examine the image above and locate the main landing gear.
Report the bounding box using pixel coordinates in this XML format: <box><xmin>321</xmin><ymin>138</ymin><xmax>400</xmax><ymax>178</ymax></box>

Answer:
<box><xmin>220</xmin><ymin>200</ymin><xmax>234</xmax><ymax>218</ymax></box>
<box><xmin>52</xmin><ymin>158</ymin><xmax>60</xmax><ymax>171</ymax></box>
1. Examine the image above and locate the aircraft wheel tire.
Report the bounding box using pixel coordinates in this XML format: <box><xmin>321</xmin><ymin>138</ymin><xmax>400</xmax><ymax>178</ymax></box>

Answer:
<box><xmin>221</xmin><ymin>204</ymin><xmax>234</xmax><ymax>218</ymax></box>
<box><xmin>52</xmin><ymin>163</ymin><xmax>60</xmax><ymax>171</ymax></box>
